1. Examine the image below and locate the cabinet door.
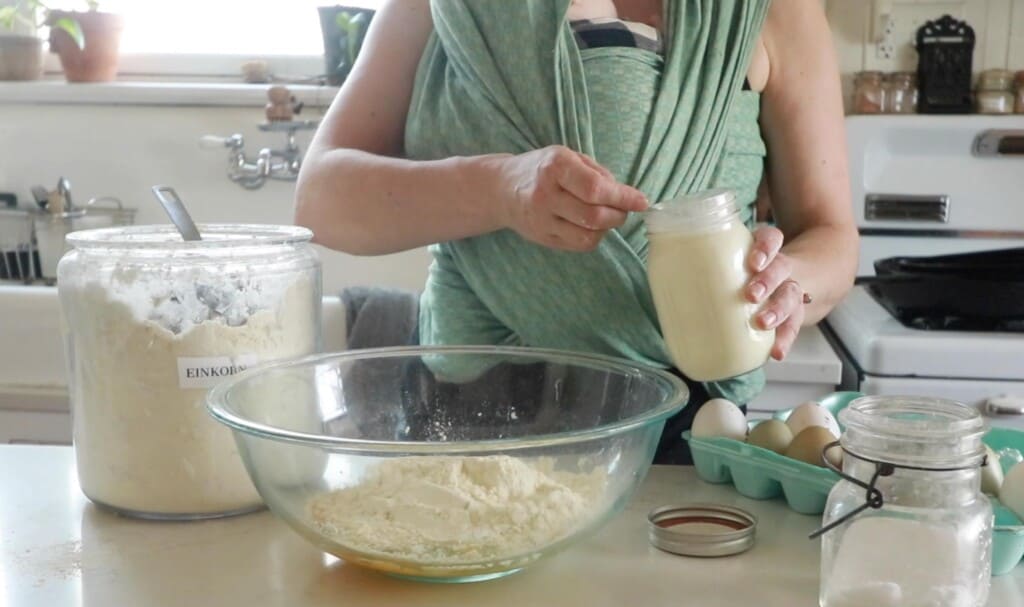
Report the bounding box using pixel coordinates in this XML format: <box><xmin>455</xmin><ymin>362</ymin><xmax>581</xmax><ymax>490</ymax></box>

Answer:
<box><xmin>0</xmin><ymin>410</ymin><xmax>72</xmax><ymax>445</ymax></box>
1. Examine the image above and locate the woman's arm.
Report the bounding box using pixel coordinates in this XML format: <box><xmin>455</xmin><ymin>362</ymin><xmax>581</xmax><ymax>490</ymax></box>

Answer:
<box><xmin>743</xmin><ymin>0</ymin><xmax>859</xmax><ymax>359</ymax></box>
<box><xmin>295</xmin><ymin>0</ymin><xmax>646</xmax><ymax>256</ymax></box>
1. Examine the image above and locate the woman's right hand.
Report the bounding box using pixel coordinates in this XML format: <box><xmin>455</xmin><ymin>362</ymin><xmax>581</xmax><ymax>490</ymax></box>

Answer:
<box><xmin>488</xmin><ymin>146</ymin><xmax>649</xmax><ymax>252</ymax></box>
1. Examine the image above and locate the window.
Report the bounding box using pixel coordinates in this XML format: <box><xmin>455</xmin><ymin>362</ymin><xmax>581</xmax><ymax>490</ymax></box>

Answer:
<box><xmin>45</xmin><ymin>0</ymin><xmax>382</xmax><ymax>77</ymax></box>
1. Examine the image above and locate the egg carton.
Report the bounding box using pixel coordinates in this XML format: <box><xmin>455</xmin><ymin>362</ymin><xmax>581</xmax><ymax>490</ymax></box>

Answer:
<box><xmin>683</xmin><ymin>393</ymin><xmax>1024</xmax><ymax>575</ymax></box>
<box><xmin>683</xmin><ymin>392</ymin><xmax>858</xmax><ymax>515</ymax></box>
<box><xmin>985</xmin><ymin>427</ymin><xmax>1024</xmax><ymax>576</ymax></box>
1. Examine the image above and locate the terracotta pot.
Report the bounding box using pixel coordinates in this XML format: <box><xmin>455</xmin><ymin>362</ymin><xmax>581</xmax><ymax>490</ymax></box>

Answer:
<box><xmin>0</xmin><ymin>35</ymin><xmax>44</xmax><ymax>81</ymax></box>
<box><xmin>48</xmin><ymin>11</ymin><xmax>124</xmax><ymax>83</ymax></box>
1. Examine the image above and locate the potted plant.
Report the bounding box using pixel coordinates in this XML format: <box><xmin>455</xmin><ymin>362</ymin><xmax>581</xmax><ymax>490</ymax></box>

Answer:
<box><xmin>318</xmin><ymin>5</ymin><xmax>374</xmax><ymax>86</ymax></box>
<box><xmin>0</xmin><ymin>1</ymin><xmax>45</xmax><ymax>80</ymax></box>
<box><xmin>47</xmin><ymin>1</ymin><xmax>123</xmax><ymax>82</ymax></box>
<box><xmin>0</xmin><ymin>0</ymin><xmax>122</xmax><ymax>83</ymax></box>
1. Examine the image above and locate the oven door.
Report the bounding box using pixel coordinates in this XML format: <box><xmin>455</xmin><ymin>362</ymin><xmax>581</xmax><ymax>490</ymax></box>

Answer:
<box><xmin>860</xmin><ymin>375</ymin><xmax>1024</xmax><ymax>431</ymax></box>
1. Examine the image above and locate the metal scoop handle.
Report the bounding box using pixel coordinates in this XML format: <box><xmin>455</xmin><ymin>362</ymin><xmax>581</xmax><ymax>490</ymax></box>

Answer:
<box><xmin>152</xmin><ymin>185</ymin><xmax>201</xmax><ymax>241</ymax></box>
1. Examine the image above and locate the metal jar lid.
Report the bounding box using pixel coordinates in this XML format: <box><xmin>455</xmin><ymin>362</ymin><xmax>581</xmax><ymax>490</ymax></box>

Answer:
<box><xmin>648</xmin><ymin>504</ymin><xmax>757</xmax><ymax>557</ymax></box>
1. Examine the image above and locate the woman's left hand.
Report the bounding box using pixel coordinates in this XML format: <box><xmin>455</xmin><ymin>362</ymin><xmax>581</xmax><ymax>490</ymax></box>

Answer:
<box><xmin>744</xmin><ymin>225</ymin><xmax>806</xmax><ymax>360</ymax></box>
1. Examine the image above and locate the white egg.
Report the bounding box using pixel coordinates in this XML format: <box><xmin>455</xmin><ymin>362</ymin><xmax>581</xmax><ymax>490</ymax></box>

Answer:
<box><xmin>981</xmin><ymin>445</ymin><xmax>1004</xmax><ymax>496</ymax></box>
<box><xmin>692</xmin><ymin>398</ymin><xmax>747</xmax><ymax>441</ymax></box>
<box><xmin>1000</xmin><ymin>462</ymin><xmax>1024</xmax><ymax>522</ymax></box>
<box><xmin>785</xmin><ymin>401</ymin><xmax>840</xmax><ymax>438</ymax></box>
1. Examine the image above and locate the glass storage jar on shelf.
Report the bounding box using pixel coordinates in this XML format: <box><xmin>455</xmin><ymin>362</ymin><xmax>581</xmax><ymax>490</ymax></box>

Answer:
<box><xmin>976</xmin><ymin>69</ymin><xmax>1014</xmax><ymax>115</ymax></box>
<box><xmin>852</xmin><ymin>71</ymin><xmax>885</xmax><ymax>114</ymax></box>
<box><xmin>818</xmin><ymin>396</ymin><xmax>992</xmax><ymax>607</ymax></box>
<box><xmin>57</xmin><ymin>224</ymin><xmax>322</xmax><ymax>520</ymax></box>
<box><xmin>884</xmin><ymin>72</ymin><xmax>917</xmax><ymax>114</ymax></box>
<box><xmin>1015</xmin><ymin>70</ymin><xmax>1024</xmax><ymax>114</ymax></box>
<box><xmin>644</xmin><ymin>189</ymin><xmax>774</xmax><ymax>382</ymax></box>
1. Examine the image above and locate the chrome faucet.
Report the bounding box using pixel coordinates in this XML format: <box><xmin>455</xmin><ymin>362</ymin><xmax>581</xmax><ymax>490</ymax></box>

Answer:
<box><xmin>200</xmin><ymin>120</ymin><xmax>319</xmax><ymax>190</ymax></box>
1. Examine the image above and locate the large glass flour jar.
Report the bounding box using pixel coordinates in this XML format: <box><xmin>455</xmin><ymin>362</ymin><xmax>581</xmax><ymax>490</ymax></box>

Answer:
<box><xmin>644</xmin><ymin>189</ymin><xmax>774</xmax><ymax>381</ymax></box>
<box><xmin>819</xmin><ymin>396</ymin><xmax>992</xmax><ymax>607</ymax></box>
<box><xmin>57</xmin><ymin>224</ymin><xmax>321</xmax><ymax>520</ymax></box>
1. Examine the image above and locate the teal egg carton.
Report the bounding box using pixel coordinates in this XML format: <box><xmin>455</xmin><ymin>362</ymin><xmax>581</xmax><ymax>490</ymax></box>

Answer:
<box><xmin>683</xmin><ymin>392</ymin><xmax>1024</xmax><ymax>575</ymax></box>
<box><xmin>683</xmin><ymin>392</ymin><xmax>860</xmax><ymax>515</ymax></box>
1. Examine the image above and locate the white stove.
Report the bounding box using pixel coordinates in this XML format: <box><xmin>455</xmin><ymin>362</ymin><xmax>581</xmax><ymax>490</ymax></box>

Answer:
<box><xmin>825</xmin><ymin>115</ymin><xmax>1024</xmax><ymax>431</ymax></box>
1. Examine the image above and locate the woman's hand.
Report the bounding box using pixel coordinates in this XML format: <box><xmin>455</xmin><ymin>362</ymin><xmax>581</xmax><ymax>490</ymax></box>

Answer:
<box><xmin>490</xmin><ymin>145</ymin><xmax>649</xmax><ymax>252</ymax></box>
<box><xmin>744</xmin><ymin>225</ymin><xmax>807</xmax><ymax>360</ymax></box>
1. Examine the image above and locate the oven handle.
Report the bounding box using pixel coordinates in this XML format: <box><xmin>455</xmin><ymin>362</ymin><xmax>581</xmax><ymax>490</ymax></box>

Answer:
<box><xmin>985</xmin><ymin>396</ymin><xmax>1024</xmax><ymax>417</ymax></box>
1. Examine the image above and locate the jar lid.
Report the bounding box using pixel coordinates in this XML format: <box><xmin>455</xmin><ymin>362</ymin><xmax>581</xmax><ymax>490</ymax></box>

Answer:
<box><xmin>885</xmin><ymin>71</ymin><xmax>916</xmax><ymax>83</ymax></box>
<box><xmin>648</xmin><ymin>504</ymin><xmax>757</xmax><ymax>557</ymax></box>
<box><xmin>978</xmin><ymin>69</ymin><xmax>1013</xmax><ymax>92</ymax></box>
<box><xmin>855</xmin><ymin>70</ymin><xmax>884</xmax><ymax>81</ymax></box>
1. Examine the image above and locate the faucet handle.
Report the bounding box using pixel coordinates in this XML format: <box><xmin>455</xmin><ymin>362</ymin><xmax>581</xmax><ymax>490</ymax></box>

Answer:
<box><xmin>199</xmin><ymin>134</ymin><xmax>244</xmax><ymax>150</ymax></box>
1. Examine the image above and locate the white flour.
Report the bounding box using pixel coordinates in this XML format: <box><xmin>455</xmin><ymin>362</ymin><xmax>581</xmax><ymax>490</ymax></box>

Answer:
<box><xmin>823</xmin><ymin>516</ymin><xmax>985</xmax><ymax>607</ymax></box>
<box><xmin>308</xmin><ymin>455</ymin><xmax>606</xmax><ymax>564</ymax></box>
<box><xmin>62</xmin><ymin>274</ymin><xmax>316</xmax><ymax>515</ymax></box>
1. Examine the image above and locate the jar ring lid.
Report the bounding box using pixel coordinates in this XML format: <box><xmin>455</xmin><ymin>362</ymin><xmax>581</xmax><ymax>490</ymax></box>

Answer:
<box><xmin>648</xmin><ymin>503</ymin><xmax>757</xmax><ymax>557</ymax></box>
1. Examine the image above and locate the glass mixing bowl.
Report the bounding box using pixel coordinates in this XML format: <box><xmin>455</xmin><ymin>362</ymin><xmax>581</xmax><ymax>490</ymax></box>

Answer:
<box><xmin>207</xmin><ymin>346</ymin><xmax>689</xmax><ymax>583</ymax></box>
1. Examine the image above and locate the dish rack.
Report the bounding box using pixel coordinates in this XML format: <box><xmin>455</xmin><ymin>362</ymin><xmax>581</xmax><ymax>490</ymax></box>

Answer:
<box><xmin>0</xmin><ymin>198</ymin><xmax>136</xmax><ymax>284</ymax></box>
<box><xmin>0</xmin><ymin>209</ymin><xmax>39</xmax><ymax>283</ymax></box>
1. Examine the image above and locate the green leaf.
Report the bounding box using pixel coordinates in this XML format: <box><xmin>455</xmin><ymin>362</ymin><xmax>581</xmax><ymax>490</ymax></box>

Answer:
<box><xmin>53</xmin><ymin>17</ymin><xmax>85</xmax><ymax>50</ymax></box>
<box><xmin>0</xmin><ymin>7</ymin><xmax>19</xmax><ymax>30</ymax></box>
<box><xmin>86</xmin><ymin>0</ymin><xmax>100</xmax><ymax>10</ymax></box>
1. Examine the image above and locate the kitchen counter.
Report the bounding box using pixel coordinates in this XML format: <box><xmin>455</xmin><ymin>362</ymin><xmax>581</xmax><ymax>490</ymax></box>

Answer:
<box><xmin>1</xmin><ymin>447</ymin><xmax>1021</xmax><ymax>607</ymax></box>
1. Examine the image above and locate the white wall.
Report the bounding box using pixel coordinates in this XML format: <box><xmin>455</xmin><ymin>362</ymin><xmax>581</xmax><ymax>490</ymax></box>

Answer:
<box><xmin>4</xmin><ymin>2</ymin><xmax>1021</xmax><ymax>291</ymax></box>
<box><xmin>826</xmin><ymin>0</ymin><xmax>1024</xmax><ymax>108</ymax></box>
<box><xmin>0</xmin><ymin>99</ymin><xmax>431</xmax><ymax>293</ymax></box>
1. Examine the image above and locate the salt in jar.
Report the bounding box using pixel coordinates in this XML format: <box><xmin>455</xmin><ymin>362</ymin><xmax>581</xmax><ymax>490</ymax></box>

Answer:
<box><xmin>818</xmin><ymin>396</ymin><xmax>992</xmax><ymax>607</ymax></box>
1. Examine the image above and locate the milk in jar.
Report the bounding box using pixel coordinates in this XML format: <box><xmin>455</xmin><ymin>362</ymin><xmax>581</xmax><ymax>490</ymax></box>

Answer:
<box><xmin>644</xmin><ymin>189</ymin><xmax>773</xmax><ymax>381</ymax></box>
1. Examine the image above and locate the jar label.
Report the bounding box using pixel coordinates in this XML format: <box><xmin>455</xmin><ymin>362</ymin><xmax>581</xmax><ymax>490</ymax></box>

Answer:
<box><xmin>177</xmin><ymin>355</ymin><xmax>260</xmax><ymax>389</ymax></box>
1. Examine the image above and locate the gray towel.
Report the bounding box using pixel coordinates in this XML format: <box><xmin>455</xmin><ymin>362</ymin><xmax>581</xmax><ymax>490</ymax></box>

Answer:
<box><xmin>340</xmin><ymin>286</ymin><xmax>420</xmax><ymax>349</ymax></box>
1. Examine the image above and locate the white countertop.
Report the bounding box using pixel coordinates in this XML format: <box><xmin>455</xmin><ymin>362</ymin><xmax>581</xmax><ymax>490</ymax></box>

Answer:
<box><xmin>1</xmin><ymin>446</ymin><xmax>1021</xmax><ymax>607</ymax></box>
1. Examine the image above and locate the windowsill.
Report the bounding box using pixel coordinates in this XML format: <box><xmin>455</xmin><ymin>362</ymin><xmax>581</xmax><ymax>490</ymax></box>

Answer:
<box><xmin>0</xmin><ymin>79</ymin><xmax>340</xmax><ymax>108</ymax></box>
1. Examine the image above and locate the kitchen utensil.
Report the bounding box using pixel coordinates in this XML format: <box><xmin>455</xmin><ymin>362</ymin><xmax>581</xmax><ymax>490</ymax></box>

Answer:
<box><xmin>206</xmin><ymin>346</ymin><xmax>689</xmax><ymax>583</ymax></box>
<box><xmin>151</xmin><ymin>186</ymin><xmax>201</xmax><ymax>241</ymax></box>
<box><xmin>75</xmin><ymin>197</ymin><xmax>137</xmax><ymax>231</ymax></box>
<box><xmin>0</xmin><ymin>209</ymin><xmax>39</xmax><ymax>282</ymax></box>
<box><xmin>57</xmin><ymin>177</ymin><xmax>73</xmax><ymax>209</ymax></box>
<box><xmin>30</xmin><ymin>186</ymin><xmax>49</xmax><ymax>210</ymax></box>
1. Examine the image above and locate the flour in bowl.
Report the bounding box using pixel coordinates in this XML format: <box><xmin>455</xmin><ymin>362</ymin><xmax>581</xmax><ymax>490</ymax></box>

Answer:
<box><xmin>308</xmin><ymin>455</ymin><xmax>606</xmax><ymax>564</ymax></box>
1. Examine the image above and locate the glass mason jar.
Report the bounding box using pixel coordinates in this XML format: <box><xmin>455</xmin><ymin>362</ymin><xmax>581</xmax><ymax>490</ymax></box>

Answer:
<box><xmin>819</xmin><ymin>396</ymin><xmax>992</xmax><ymax>607</ymax></box>
<box><xmin>852</xmin><ymin>71</ymin><xmax>885</xmax><ymax>114</ymax></box>
<box><xmin>644</xmin><ymin>189</ymin><xmax>774</xmax><ymax>382</ymax></box>
<box><xmin>976</xmin><ymin>69</ymin><xmax>1014</xmax><ymax>115</ymax></box>
<box><xmin>57</xmin><ymin>224</ymin><xmax>321</xmax><ymax>520</ymax></box>
<box><xmin>1014</xmin><ymin>70</ymin><xmax>1024</xmax><ymax>114</ymax></box>
<box><xmin>884</xmin><ymin>72</ymin><xmax>917</xmax><ymax>114</ymax></box>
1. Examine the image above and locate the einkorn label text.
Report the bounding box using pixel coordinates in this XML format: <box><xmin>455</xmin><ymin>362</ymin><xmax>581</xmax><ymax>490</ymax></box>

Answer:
<box><xmin>177</xmin><ymin>356</ymin><xmax>259</xmax><ymax>389</ymax></box>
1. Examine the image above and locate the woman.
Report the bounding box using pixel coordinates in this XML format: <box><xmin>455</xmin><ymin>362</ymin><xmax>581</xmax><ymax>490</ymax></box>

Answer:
<box><xmin>295</xmin><ymin>0</ymin><xmax>859</xmax><ymax>463</ymax></box>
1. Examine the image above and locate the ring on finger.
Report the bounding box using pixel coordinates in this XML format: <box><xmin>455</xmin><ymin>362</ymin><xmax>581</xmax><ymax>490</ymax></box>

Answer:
<box><xmin>782</xmin><ymin>279</ymin><xmax>813</xmax><ymax>305</ymax></box>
